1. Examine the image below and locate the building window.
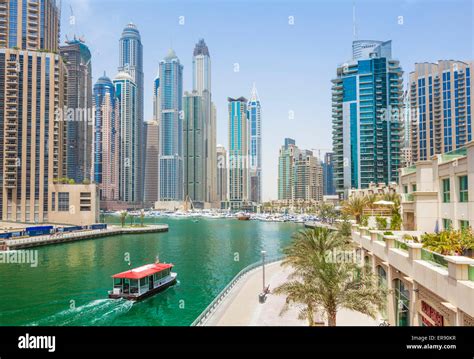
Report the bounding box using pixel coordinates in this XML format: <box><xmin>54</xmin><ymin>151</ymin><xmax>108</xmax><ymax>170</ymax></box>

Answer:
<box><xmin>442</xmin><ymin>179</ymin><xmax>450</xmax><ymax>203</ymax></box>
<box><xmin>412</xmin><ymin>184</ymin><xmax>417</xmax><ymax>192</ymax></box>
<box><xmin>394</xmin><ymin>279</ymin><xmax>410</xmax><ymax>326</ymax></box>
<box><xmin>51</xmin><ymin>192</ymin><xmax>56</xmax><ymax>211</ymax></box>
<box><xmin>58</xmin><ymin>193</ymin><xmax>70</xmax><ymax>212</ymax></box>
<box><xmin>403</xmin><ymin>185</ymin><xmax>408</xmax><ymax>194</ymax></box>
<box><xmin>442</xmin><ymin>218</ymin><xmax>452</xmax><ymax>231</ymax></box>
<box><xmin>459</xmin><ymin>176</ymin><xmax>468</xmax><ymax>203</ymax></box>
<box><xmin>460</xmin><ymin>220</ymin><xmax>470</xmax><ymax>230</ymax></box>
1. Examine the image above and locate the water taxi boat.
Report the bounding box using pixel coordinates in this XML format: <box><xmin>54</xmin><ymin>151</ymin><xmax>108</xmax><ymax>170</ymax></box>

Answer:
<box><xmin>108</xmin><ymin>262</ymin><xmax>177</xmax><ymax>301</ymax></box>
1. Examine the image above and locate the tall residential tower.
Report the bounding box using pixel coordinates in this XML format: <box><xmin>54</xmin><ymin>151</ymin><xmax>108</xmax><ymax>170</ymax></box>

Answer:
<box><xmin>332</xmin><ymin>40</ymin><xmax>403</xmax><ymax>197</ymax></box>
<box><xmin>409</xmin><ymin>61</ymin><xmax>473</xmax><ymax>162</ymax></box>
<box><xmin>158</xmin><ymin>49</ymin><xmax>184</xmax><ymax>202</ymax></box>
<box><xmin>119</xmin><ymin>23</ymin><xmax>144</xmax><ymax>202</ymax></box>
<box><xmin>248</xmin><ymin>84</ymin><xmax>262</xmax><ymax>204</ymax></box>
<box><xmin>59</xmin><ymin>38</ymin><xmax>93</xmax><ymax>183</ymax></box>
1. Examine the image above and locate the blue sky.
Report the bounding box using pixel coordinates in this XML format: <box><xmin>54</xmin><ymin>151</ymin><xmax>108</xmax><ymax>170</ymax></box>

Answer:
<box><xmin>62</xmin><ymin>0</ymin><xmax>473</xmax><ymax>201</ymax></box>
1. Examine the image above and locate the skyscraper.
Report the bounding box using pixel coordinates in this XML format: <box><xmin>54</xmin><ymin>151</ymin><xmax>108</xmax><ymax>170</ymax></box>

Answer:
<box><xmin>228</xmin><ymin>97</ymin><xmax>249</xmax><ymax>209</ymax></box>
<box><xmin>248</xmin><ymin>84</ymin><xmax>262</xmax><ymax>204</ymax></box>
<box><xmin>192</xmin><ymin>39</ymin><xmax>216</xmax><ymax>205</ymax></box>
<box><xmin>293</xmin><ymin>150</ymin><xmax>323</xmax><ymax>202</ymax></box>
<box><xmin>114</xmin><ymin>71</ymin><xmax>138</xmax><ymax>203</ymax></box>
<box><xmin>409</xmin><ymin>61</ymin><xmax>473</xmax><ymax>162</ymax></box>
<box><xmin>158</xmin><ymin>49</ymin><xmax>184</xmax><ymax>202</ymax></box>
<box><xmin>332</xmin><ymin>40</ymin><xmax>403</xmax><ymax>198</ymax></box>
<box><xmin>144</xmin><ymin>120</ymin><xmax>159</xmax><ymax>206</ymax></box>
<box><xmin>93</xmin><ymin>73</ymin><xmax>119</xmax><ymax>201</ymax></box>
<box><xmin>323</xmin><ymin>152</ymin><xmax>336</xmax><ymax>195</ymax></box>
<box><xmin>60</xmin><ymin>38</ymin><xmax>93</xmax><ymax>184</ymax></box>
<box><xmin>183</xmin><ymin>91</ymin><xmax>206</xmax><ymax>207</ymax></box>
<box><xmin>216</xmin><ymin>145</ymin><xmax>228</xmax><ymax>203</ymax></box>
<box><xmin>0</xmin><ymin>0</ymin><xmax>67</xmax><ymax>222</ymax></box>
<box><xmin>119</xmin><ymin>23</ymin><xmax>144</xmax><ymax>203</ymax></box>
<box><xmin>278</xmin><ymin>138</ymin><xmax>298</xmax><ymax>200</ymax></box>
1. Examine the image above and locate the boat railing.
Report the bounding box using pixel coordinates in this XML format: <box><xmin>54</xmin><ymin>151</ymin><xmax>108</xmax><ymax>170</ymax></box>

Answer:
<box><xmin>190</xmin><ymin>254</ymin><xmax>284</xmax><ymax>326</ymax></box>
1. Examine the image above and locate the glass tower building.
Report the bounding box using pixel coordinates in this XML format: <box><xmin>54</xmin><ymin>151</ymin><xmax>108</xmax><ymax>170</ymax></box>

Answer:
<box><xmin>114</xmin><ymin>72</ymin><xmax>138</xmax><ymax>203</ymax></box>
<box><xmin>228</xmin><ymin>97</ymin><xmax>249</xmax><ymax>209</ymax></box>
<box><xmin>60</xmin><ymin>38</ymin><xmax>93</xmax><ymax>184</ymax></box>
<box><xmin>332</xmin><ymin>40</ymin><xmax>403</xmax><ymax>197</ymax></box>
<box><xmin>247</xmin><ymin>84</ymin><xmax>262</xmax><ymax>204</ymax></box>
<box><xmin>93</xmin><ymin>73</ymin><xmax>119</xmax><ymax>201</ymax></box>
<box><xmin>158</xmin><ymin>49</ymin><xmax>184</xmax><ymax>201</ymax></box>
<box><xmin>118</xmin><ymin>23</ymin><xmax>144</xmax><ymax>202</ymax></box>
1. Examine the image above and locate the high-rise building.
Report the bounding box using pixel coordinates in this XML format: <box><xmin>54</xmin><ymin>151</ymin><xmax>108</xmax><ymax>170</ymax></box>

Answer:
<box><xmin>114</xmin><ymin>71</ymin><xmax>138</xmax><ymax>203</ymax></box>
<box><xmin>183</xmin><ymin>91</ymin><xmax>207</xmax><ymax>207</ymax></box>
<box><xmin>59</xmin><ymin>38</ymin><xmax>93</xmax><ymax>183</ymax></box>
<box><xmin>293</xmin><ymin>150</ymin><xmax>323</xmax><ymax>202</ymax></box>
<box><xmin>323</xmin><ymin>152</ymin><xmax>336</xmax><ymax>195</ymax></box>
<box><xmin>228</xmin><ymin>97</ymin><xmax>249</xmax><ymax>209</ymax></box>
<box><xmin>332</xmin><ymin>40</ymin><xmax>403</xmax><ymax>198</ymax></box>
<box><xmin>158</xmin><ymin>49</ymin><xmax>184</xmax><ymax>202</ymax></box>
<box><xmin>248</xmin><ymin>84</ymin><xmax>262</xmax><ymax>204</ymax></box>
<box><xmin>119</xmin><ymin>23</ymin><xmax>144</xmax><ymax>203</ymax></box>
<box><xmin>93</xmin><ymin>73</ymin><xmax>119</xmax><ymax>201</ymax></box>
<box><xmin>216</xmin><ymin>145</ymin><xmax>228</xmax><ymax>203</ymax></box>
<box><xmin>0</xmin><ymin>0</ymin><xmax>68</xmax><ymax>223</ymax></box>
<box><xmin>278</xmin><ymin>139</ymin><xmax>323</xmax><ymax>202</ymax></box>
<box><xmin>144</xmin><ymin>120</ymin><xmax>159</xmax><ymax>206</ymax></box>
<box><xmin>0</xmin><ymin>0</ymin><xmax>60</xmax><ymax>52</ymax></box>
<box><xmin>192</xmin><ymin>39</ymin><xmax>216</xmax><ymax>205</ymax></box>
<box><xmin>278</xmin><ymin>138</ymin><xmax>298</xmax><ymax>200</ymax></box>
<box><xmin>409</xmin><ymin>61</ymin><xmax>473</xmax><ymax>162</ymax></box>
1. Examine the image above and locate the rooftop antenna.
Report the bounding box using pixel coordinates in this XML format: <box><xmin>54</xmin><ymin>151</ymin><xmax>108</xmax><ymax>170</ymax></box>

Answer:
<box><xmin>352</xmin><ymin>1</ymin><xmax>358</xmax><ymax>40</ymax></box>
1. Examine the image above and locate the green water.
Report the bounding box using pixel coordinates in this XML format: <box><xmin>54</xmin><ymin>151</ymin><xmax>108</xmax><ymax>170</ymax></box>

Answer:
<box><xmin>0</xmin><ymin>217</ymin><xmax>300</xmax><ymax>326</ymax></box>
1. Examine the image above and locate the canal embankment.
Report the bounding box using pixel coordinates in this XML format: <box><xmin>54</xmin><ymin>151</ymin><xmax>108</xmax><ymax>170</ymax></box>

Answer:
<box><xmin>1</xmin><ymin>225</ymin><xmax>169</xmax><ymax>250</ymax></box>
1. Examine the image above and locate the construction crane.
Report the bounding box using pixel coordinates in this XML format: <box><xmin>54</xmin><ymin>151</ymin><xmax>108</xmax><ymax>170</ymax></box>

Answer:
<box><xmin>310</xmin><ymin>148</ymin><xmax>332</xmax><ymax>162</ymax></box>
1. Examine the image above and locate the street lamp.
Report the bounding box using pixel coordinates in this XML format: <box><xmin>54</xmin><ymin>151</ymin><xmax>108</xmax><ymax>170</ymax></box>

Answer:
<box><xmin>261</xmin><ymin>250</ymin><xmax>266</xmax><ymax>292</ymax></box>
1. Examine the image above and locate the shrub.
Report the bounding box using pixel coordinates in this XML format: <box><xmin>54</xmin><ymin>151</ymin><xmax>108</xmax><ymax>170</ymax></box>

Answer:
<box><xmin>375</xmin><ymin>216</ymin><xmax>388</xmax><ymax>230</ymax></box>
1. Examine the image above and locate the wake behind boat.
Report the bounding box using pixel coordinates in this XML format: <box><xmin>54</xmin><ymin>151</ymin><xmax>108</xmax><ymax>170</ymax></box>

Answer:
<box><xmin>108</xmin><ymin>262</ymin><xmax>177</xmax><ymax>301</ymax></box>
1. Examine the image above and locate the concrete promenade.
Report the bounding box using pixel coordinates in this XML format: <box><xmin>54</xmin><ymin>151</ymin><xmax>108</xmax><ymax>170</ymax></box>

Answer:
<box><xmin>205</xmin><ymin>261</ymin><xmax>380</xmax><ymax>326</ymax></box>
<box><xmin>1</xmin><ymin>225</ymin><xmax>169</xmax><ymax>250</ymax></box>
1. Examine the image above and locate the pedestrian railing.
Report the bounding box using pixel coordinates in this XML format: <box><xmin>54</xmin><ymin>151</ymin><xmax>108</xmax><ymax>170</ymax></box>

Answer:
<box><xmin>190</xmin><ymin>255</ymin><xmax>284</xmax><ymax>326</ymax></box>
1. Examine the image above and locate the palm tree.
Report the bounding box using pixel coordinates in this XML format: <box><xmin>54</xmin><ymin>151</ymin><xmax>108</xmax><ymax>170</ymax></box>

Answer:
<box><xmin>119</xmin><ymin>211</ymin><xmax>128</xmax><ymax>228</ymax></box>
<box><xmin>342</xmin><ymin>196</ymin><xmax>367</xmax><ymax>224</ymax></box>
<box><xmin>275</xmin><ymin>227</ymin><xmax>387</xmax><ymax>326</ymax></box>
<box><xmin>140</xmin><ymin>209</ymin><xmax>146</xmax><ymax>227</ymax></box>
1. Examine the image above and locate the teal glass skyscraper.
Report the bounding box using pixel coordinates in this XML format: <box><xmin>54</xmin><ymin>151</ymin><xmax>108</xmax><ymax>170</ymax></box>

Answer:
<box><xmin>332</xmin><ymin>40</ymin><xmax>403</xmax><ymax>197</ymax></box>
<box><xmin>158</xmin><ymin>49</ymin><xmax>184</xmax><ymax>201</ymax></box>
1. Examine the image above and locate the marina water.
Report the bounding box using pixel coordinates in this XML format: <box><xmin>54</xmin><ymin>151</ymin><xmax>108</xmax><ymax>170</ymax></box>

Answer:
<box><xmin>0</xmin><ymin>217</ymin><xmax>300</xmax><ymax>326</ymax></box>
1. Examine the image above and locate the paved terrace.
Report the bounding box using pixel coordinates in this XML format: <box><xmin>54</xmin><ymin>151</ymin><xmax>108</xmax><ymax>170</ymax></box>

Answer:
<box><xmin>204</xmin><ymin>261</ymin><xmax>380</xmax><ymax>326</ymax></box>
<box><xmin>1</xmin><ymin>225</ymin><xmax>169</xmax><ymax>250</ymax></box>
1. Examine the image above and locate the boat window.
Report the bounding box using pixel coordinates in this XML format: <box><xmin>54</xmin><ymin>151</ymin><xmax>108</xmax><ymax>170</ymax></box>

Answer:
<box><xmin>114</xmin><ymin>278</ymin><xmax>123</xmax><ymax>286</ymax></box>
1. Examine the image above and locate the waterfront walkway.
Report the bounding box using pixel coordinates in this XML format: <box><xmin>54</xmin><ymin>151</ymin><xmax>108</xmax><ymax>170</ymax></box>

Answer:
<box><xmin>1</xmin><ymin>225</ymin><xmax>169</xmax><ymax>250</ymax></box>
<box><xmin>205</xmin><ymin>261</ymin><xmax>380</xmax><ymax>326</ymax></box>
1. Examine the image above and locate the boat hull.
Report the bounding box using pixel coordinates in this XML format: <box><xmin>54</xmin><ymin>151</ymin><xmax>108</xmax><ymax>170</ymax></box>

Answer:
<box><xmin>108</xmin><ymin>276</ymin><xmax>177</xmax><ymax>301</ymax></box>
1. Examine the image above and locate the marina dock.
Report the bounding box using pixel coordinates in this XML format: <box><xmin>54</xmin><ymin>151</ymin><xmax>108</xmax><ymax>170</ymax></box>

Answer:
<box><xmin>1</xmin><ymin>225</ymin><xmax>169</xmax><ymax>250</ymax></box>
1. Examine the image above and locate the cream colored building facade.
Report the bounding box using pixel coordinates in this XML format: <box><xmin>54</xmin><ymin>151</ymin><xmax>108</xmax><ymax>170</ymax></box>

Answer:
<box><xmin>48</xmin><ymin>184</ymin><xmax>100</xmax><ymax>226</ymax></box>
<box><xmin>352</xmin><ymin>226</ymin><xmax>474</xmax><ymax>326</ymax></box>
<box><xmin>400</xmin><ymin>142</ymin><xmax>474</xmax><ymax>232</ymax></box>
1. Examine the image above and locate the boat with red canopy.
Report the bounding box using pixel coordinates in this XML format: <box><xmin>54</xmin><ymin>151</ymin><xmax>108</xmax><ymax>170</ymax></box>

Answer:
<box><xmin>108</xmin><ymin>262</ymin><xmax>177</xmax><ymax>301</ymax></box>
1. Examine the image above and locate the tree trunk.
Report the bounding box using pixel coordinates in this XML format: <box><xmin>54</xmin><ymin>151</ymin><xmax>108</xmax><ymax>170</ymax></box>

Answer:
<box><xmin>328</xmin><ymin>311</ymin><xmax>337</xmax><ymax>326</ymax></box>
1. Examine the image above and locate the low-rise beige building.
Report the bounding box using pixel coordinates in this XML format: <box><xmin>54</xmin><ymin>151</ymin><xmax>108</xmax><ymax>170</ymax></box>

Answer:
<box><xmin>352</xmin><ymin>226</ymin><xmax>474</xmax><ymax>326</ymax></box>
<box><xmin>48</xmin><ymin>184</ymin><xmax>100</xmax><ymax>226</ymax></box>
<box><xmin>400</xmin><ymin>142</ymin><xmax>474</xmax><ymax>232</ymax></box>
